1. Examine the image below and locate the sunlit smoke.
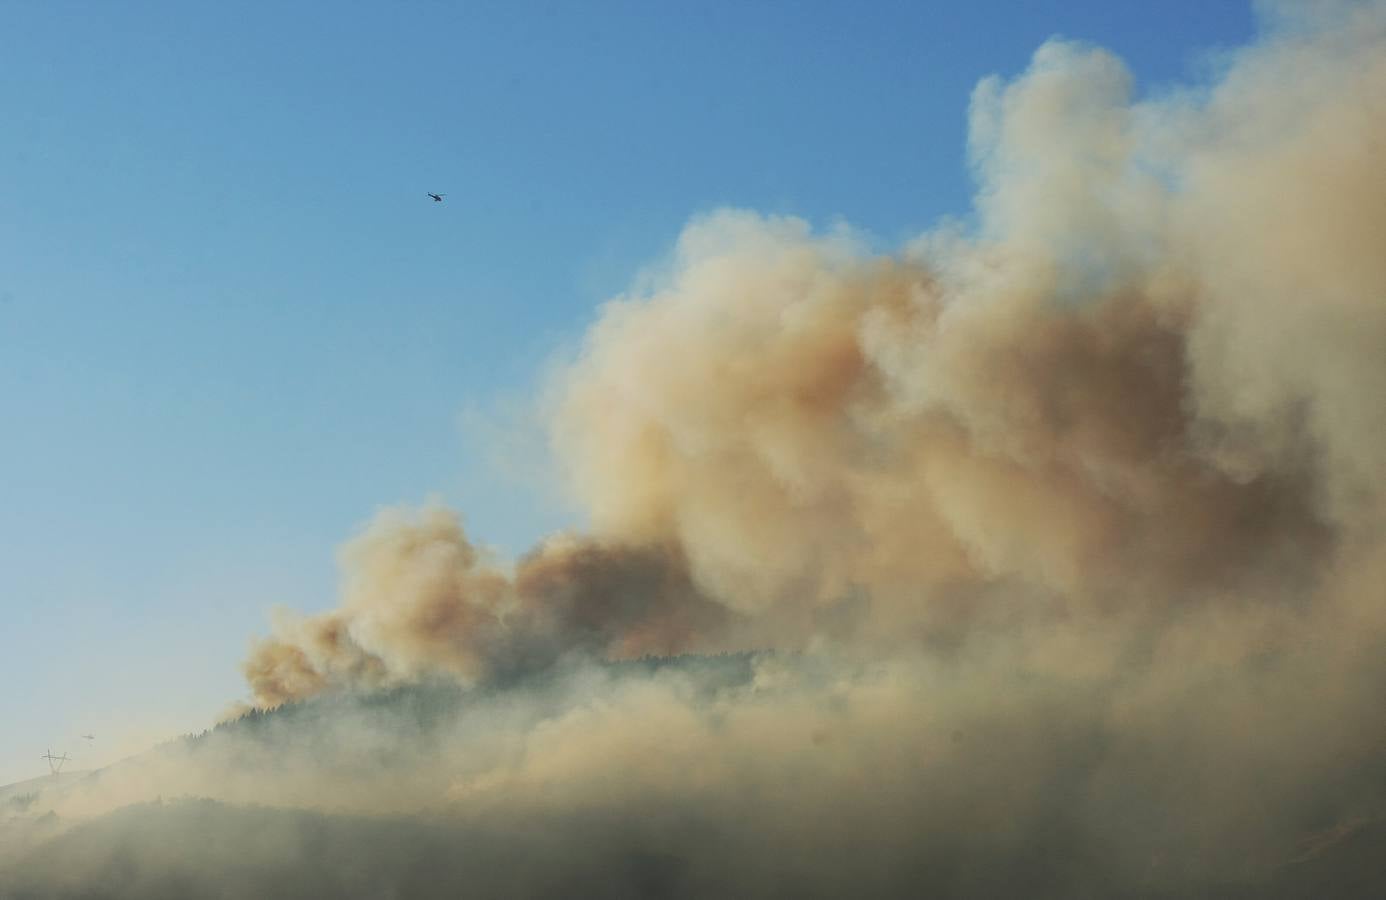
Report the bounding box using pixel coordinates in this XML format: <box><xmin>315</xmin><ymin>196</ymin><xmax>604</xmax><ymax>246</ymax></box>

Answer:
<box><xmin>11</xmin><ymin>5</ymin><xmax>1386</xmax><ymax>897</ymax></box>
<box><xmin>249</xmin><ymin>3</ymin><xmax>1386</xmax><ymax>706</ymax></box>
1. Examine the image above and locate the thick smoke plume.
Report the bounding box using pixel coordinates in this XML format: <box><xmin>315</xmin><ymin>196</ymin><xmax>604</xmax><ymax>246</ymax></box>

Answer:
<box><xmin>11</xmin><ymin>4</ymin><xmax>1384</xmax><ymax>896</ymax></box>
<box><xmin>248</xmin><ymin>1</ymin><xmax>1386</xmax><ymax>705</ymax></box>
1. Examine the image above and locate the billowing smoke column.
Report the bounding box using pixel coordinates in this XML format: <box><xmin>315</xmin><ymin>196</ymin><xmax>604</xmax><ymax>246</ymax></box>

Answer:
<box><xmin>245</xmin><ymin>1</ymin><xmax>1386</xmax><ymax>709</ymax></box>
<box><xmin>7</xmin><ymin>6</ymin><xmax>1383</xmax><ymax>895</ymax></box>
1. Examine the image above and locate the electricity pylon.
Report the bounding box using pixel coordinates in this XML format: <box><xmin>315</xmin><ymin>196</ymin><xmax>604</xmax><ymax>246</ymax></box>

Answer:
<box><xmin>41</xmin><ymin>749</ymin><xmax>70</xmax><ymax>776</ymax></box>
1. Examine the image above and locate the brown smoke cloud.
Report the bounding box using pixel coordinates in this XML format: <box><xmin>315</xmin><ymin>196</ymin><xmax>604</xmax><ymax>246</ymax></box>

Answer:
<box><xmin>243</xmin><ymin>2</ymin><xmax>1386</xmax><ymax>709</ymax></box>
<box><xmin>243</xmin><ymin>505</ymin><xmax>729</xmax><ymax>706</ymax></box>
<box><xmin>12</xmin><ymin>6</ymin><xmax>1386</xmax><ymax>897</ymax></box>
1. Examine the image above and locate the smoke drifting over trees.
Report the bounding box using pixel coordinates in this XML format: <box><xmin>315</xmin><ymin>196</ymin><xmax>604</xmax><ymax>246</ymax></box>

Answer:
<box><xmin>9</xmin><ymin>3</ymin><xmax>1386</xmax><ymax>897</ymax></box>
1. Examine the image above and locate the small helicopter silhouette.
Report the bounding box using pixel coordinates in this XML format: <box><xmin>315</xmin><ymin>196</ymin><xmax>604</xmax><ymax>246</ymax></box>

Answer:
<box><xmin>427</xmin><ymin>193</ymin><xmax>444</xmax><ymax>202</ymax></box>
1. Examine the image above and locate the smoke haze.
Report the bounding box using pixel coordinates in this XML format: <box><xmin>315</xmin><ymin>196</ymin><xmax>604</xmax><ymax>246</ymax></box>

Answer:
<box><xmin>8</xmin><ymin>3</ymin><xmax>1386</xmax><ymax>896</ymax></box>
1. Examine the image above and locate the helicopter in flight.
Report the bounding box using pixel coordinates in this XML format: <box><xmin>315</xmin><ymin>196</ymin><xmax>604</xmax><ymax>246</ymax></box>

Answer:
<box><xmin>427</xmin><ymin>192</ymin><xmax>445</xmax><ymax>202</ymax></box>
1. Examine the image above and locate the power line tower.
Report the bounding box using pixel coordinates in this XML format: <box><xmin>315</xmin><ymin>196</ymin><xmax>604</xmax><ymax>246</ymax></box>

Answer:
<box><xmin>42</xmin><ymin>749</ymin><xmax>70</xmax><ymax>776</ymax></box>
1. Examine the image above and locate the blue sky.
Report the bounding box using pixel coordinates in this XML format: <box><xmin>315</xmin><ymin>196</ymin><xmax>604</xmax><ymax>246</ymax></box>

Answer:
<box><xmin>0</xmin><ymin>1</ymin><xmax>1253</xmax><ymax>784</ymax></box>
